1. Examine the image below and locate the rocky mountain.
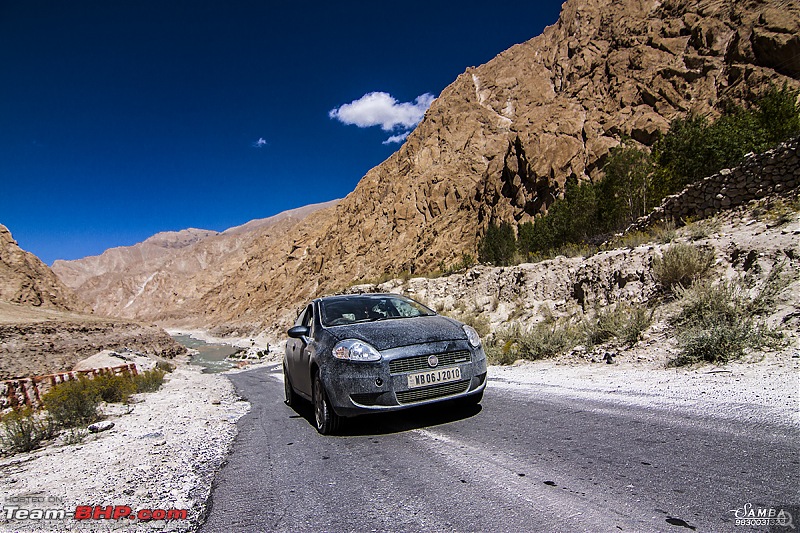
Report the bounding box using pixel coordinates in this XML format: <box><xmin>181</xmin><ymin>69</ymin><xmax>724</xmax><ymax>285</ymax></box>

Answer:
<box><xmin>0</xmin><ymin>224</ymin><xmax>90</xmax><ymax>312</ymax></box>
<box><xmin>57</xmin><ymin>0</ymin><xmax>800</xmax><ymax>337</ymax></box>
<box><xmin>52</xmin><ymin>201</ymin><xmax>338</xmax><ymax>324</ymax></box>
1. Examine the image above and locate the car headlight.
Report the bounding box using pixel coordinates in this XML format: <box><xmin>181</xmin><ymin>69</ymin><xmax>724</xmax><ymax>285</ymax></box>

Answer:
<box><xmin>463</xmin><ymin>325</ymin><xmax>482</xmax><ymax>348</ymax></box>
<box><xmin>332</xmin><ymin>339</ymin><xmax>382</xmax><ymax>362</ymax></box>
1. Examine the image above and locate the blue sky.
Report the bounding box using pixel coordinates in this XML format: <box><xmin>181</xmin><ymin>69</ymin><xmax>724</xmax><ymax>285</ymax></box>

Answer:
<box><xmin>1</xmin><ymin>1</ymin><xmax>563</xmax><ymax>265</ymax></box>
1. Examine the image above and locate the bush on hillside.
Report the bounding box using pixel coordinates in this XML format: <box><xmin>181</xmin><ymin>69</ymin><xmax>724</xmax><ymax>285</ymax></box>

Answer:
<box><xmin>42</xmin><ymin>377</ymin><xmax>101</xmax><ymax>428</ymax></box>
<box><xmin>669</xmin><ymin>278</ymin><xmax>784</xmax><ymax>366</ymax></box>
<box><xmin>0</xmin><ymin>408</ymin><xmax>56</xmax><ymax>454</ymax></box>
<box><xmin>652</xmin><ymin>243</ymin><xmax>715</xmax><ymax>294</ymax></box>
<box><xmin>583</xmin><ymin>303</ymin><xmax>653</xmax><ymax>347</ymax></box>
<box><xmin>597</xmin><ymin>143</ymin><xmax>656</xmax><ymax>231</ymax></box>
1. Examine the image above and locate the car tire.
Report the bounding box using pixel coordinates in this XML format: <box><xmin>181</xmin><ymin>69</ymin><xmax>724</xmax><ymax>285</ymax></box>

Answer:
<box><xmin>284</xmin><ymin>365</ymin><xmax>299</xmax><ymax>407</ymax></box>
<box><xmin>313</xmin><ymin>372</ymin><xmax>341</xmax><ymax>435</ymax></box>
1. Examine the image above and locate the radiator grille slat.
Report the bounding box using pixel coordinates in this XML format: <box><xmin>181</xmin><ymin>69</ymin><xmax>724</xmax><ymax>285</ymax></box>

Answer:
<box><xmin>389</xmin><ymin>350</ymin><xmax>471</xmax><ymax>374</ymax></box>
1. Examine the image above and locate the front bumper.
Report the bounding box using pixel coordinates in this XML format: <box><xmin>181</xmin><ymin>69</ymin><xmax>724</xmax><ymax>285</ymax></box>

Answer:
<box><xmin>319</xmin><ymin>340</ymin><xmax>488</xmax><ymax>417</ymax></box>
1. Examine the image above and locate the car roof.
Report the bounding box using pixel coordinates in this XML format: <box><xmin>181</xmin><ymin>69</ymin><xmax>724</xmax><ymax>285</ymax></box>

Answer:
<box><xmin>314</xmin><ymin>293</ymin><xmax>402</xmax><ymax>304</ymax></box>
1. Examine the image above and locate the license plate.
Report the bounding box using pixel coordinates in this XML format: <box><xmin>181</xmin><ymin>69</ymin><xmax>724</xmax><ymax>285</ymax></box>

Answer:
<box><xmin>407</xmin><ymin>367</ymin><xmax>461</xmax><ymax>389</ymax></box>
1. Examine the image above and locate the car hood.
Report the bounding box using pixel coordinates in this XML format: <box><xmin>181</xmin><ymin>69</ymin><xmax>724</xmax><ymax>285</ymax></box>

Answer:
<box><xmin>326</xmin><ymin>315</ymin><xmax>467</xmax><ymax>351</ymax></box>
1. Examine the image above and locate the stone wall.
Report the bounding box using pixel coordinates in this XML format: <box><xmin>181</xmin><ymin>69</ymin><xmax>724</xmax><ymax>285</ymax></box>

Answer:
<box><xmin>629</xmin><ymin>137</ymin><xmax>800</xmax><ymax>231</ymax></box>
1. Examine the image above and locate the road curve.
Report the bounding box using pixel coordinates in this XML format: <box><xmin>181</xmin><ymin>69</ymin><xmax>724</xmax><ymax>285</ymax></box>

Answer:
<box><xmin>199</xmin><ymin>364</ymin><xmax>799</xmax><ymax>532</ymax></box>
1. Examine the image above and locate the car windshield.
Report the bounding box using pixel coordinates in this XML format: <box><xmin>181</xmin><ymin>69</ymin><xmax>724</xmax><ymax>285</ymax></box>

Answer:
<box><xmin>319</xmin><ymin>295</ymin><xmax>436</xmax><ymax>327</ymax></box>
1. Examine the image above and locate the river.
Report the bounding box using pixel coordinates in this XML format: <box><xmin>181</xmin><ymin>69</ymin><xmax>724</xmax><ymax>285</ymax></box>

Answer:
<box><xmin>172</xmin><ymin>334</ymin><xmax>241</xmax><ymax>374</ymax></box>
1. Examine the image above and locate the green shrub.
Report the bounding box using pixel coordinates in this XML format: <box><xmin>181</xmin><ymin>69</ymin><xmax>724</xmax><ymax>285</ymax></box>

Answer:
<box><xmin>652</xmin><ymin>243</ymin><xmax>715</xmax><ymax>293</ymax></box>
<box><xmin>0</xmin><ymin>408</ymin><xmax>57</xmax><ymax>454</ymax></box>
<box><xmin>672</xmin><ymin>317</ymin><xmax>757</xmax><ymax>366</ymax></box>
<box><xmin>479</xmin><ymin>222</ymin><xmax>516</xmax><ymax>266</ymax></box>
<box><xmin>517</xmin><ymin>319</ymin><xmax>582</xmax><ymax>359</ymax></box>
<box><xmin>669</xmin><ymin>277</ymin><xmax>786</xmax><ymax>366</ymax></box>
<box><xmin>62</xmin><ymin>427</ymin><xmax>89</xmax><ymax>445</ymax></box>
<box><xmin>155</xmin><ymin>361</ymin><xmax>176</xmax><ymax>373</ymax></box>
<box><xmin>584</xmin><ymin>303</ymin><xmax>653</xmax><ymax>347</ymax></box>
<box><xmin>91</xmin><ymin>373</ymin><xmax>137</xmax><ymax>404</ymax></box>
<box><xmin>489</xmin><ymin>318</ymin><xmax>582</xmax><ymax>363</ymax></box>
<box><xmin>42</xmin><ymin>377</ymin><xmax>101</xmax><ymax>428</ymax></box>
<box><xmin>517</xmin><ymin>176</ymin><xmax>601</xmax><ymax>258</ymax></box>
<box><xmin>748</xmin><ymin>263</ymin><xmax>791</xmax><ymax>316</ymax></box>
<box><xmin>757</xmin><ymin>83</ymin><xmax>800</xmax><ymax>146</ymax></box>
<box><xmin>133</xmin><ymin>369</ymin><xmax>167</xmax><ymax>393</ymax></box>
<box><xmin>672</xmin><ymin>279</ymin><xmax>744</xmax><ymax>327</ymax></box>
<box><xmin>485</xmin><ymin>337</ymin><xmax>521</xmax><ymax>365</ymax></box>
<box><xmin>598</xmin><ymin>143</ymin><xmax>656</xmax><ymax>231</ymax></box>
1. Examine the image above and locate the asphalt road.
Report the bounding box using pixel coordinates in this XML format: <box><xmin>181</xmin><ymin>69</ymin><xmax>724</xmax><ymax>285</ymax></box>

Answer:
<box><xmin>199</xmin><ymin>364</ymin><xmax>799</xmax><ymax>532</ymax></box>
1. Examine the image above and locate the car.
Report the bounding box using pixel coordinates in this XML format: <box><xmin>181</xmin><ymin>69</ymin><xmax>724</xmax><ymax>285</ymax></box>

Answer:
<box><xmin>283</xmin><ymin>293</ymin><xmax>487</xmax><ymax>434</ymax></box>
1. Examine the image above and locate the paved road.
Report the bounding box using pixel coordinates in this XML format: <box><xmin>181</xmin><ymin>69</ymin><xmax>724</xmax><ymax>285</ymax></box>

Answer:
<box><xmin>200</xmin><ymin>364</ymin><xmax>799</xmax><ymax>532</ymax></box>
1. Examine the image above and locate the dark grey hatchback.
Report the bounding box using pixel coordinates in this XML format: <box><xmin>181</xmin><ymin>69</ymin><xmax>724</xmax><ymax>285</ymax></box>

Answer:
<box><xmin>283</xmin><ymin>293</ymin><xmax>487</xmax><ymax>434</ymax></box>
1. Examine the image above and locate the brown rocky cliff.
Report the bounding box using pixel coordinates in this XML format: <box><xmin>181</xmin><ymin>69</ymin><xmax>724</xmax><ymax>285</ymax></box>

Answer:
<box><xmin>0</xmin><ymin>227</ymin><xmax>187</xmax><ymax>379</ymax></box>
<box><xmin>195</xmin><ymin>0</ymin><xmax>799</xmax><ymax>334</ymax></box>
<box><xmin>0</xmin><ymin>224</ymin><xmax>90</xmax><ymax>312</ymax></box>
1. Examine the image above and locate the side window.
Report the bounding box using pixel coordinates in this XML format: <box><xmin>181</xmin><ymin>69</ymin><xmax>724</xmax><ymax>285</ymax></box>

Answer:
<box><xmin>302</xmin><ymin>305</ymin><xmax>314</xmax><ymax>328</ymax></box>
<box><xmin>294</xmin><ymin>307</ymin><xmax>308</xmax><ymax>327</ymax></box>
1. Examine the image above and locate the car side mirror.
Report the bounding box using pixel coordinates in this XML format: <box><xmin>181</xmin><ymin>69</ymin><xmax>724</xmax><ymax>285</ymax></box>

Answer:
<box><xmin>287</xmin><ymin>325</ymin><xmax>310</xmax><ymax>339</ymax></box>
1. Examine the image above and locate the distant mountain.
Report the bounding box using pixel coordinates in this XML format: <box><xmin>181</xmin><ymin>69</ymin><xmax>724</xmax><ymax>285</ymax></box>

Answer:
<box><xmin>52</xmin><ymin>200</ymin><xmax>339</xmax><ymax>326</ymax></box>
<box><xmin>56</xmin><ymin>0</ymin><xmax>800</xmax><ymax>337</ymax></box>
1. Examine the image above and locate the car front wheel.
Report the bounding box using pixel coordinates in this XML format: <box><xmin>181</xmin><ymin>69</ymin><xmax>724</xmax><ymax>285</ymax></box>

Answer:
<box><xmin>313</xmin><ymin>372</ymin><xmax>341</xmax><ymax>435</ymax></box>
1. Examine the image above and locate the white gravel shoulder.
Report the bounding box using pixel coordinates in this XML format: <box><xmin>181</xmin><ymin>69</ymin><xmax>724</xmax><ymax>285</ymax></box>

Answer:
<box><xmin>0</xmin><ymin>363</ymin><xmax>249</xmax><ymax>533</ymax></box>
<box><xmin>488</xmin><ymin>350</ymin><xmax>800</xmax><ymax>429</ymax></box>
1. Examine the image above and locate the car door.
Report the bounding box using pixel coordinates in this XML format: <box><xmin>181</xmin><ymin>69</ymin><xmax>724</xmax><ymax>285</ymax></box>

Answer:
<box><xmin>286</xmin><ymin>306</ymin><xmax>309</xmax><ymax>395</ymax></box>
<box><xmin>288</xmin><ymin>304</ymin><xmax>315</xmax><ymax>397</ymax></box>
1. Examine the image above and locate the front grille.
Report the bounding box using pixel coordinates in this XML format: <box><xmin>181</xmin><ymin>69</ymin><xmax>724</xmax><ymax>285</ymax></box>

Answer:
<box><xmin>396</xmin><ymin>380</ymin><xmax>470</xmax><ymax>404</ymax></box>
<box><xmin>389</xmin><ymin>350</ymin><xmax>471</xmax><ymax>374</ymax></box>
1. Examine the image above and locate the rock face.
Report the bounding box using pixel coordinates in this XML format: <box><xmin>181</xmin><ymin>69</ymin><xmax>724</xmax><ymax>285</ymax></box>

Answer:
<box><xmin>0</xmin><ymin>224</ymin><xmax>90</xmax><ymax>312</ymax></box>
<box><xmin>57</xmin><ymin>0</ymin><xmax>800</xmax><ymax>337</ymax></box>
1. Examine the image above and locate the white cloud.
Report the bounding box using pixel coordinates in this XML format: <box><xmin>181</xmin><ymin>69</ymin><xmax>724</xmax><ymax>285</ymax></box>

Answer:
<box><xmin>382</xmin><ymin>132</ymin><xmax>410</xmax><ymax>145</ymax></box>
<box><xmin>329</xmin><ymin>92</ymin><xmax>435</xmax><ymax>143</ymax></box>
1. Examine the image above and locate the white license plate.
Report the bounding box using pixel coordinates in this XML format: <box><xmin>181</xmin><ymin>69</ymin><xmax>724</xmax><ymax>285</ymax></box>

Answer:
<box><xmin>407</xmin><ymin>367</ymin><xmax>461</xmax><ymax>389</ymax></box>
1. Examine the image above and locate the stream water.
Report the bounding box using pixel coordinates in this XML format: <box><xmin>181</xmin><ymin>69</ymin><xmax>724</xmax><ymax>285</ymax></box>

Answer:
<box><xmin>172</xmin><ymin>334</ymin><xmax>241</xmax><ymax>374</ymax></box>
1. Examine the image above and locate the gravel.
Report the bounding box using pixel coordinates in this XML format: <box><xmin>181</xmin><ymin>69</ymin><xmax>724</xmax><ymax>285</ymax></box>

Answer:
<box><xmin>0</xmin><ymin>360</ymin><xmax>249</xmax><ymax>533</ymax></box>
